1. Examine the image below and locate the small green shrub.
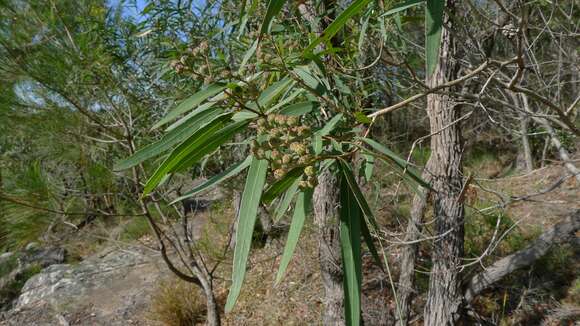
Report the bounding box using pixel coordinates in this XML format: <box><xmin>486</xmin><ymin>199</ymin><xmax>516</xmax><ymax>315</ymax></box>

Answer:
<box><xmin>120</xmin><ymin>217</ymin><xmax>151</xmax><ymax>241</ymax></box>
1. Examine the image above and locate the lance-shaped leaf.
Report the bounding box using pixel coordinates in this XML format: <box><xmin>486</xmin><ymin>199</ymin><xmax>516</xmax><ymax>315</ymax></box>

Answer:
<box><xmin>303</xmin><ymin>0</ymin><xmax>373</xmax><ymax>55</ymax></box>
<box><xmin>357</xmin><ymin>137</ymin><xmax>429</xmax><ymax>188</ymax></box>
<box><xmin>143</xmin><ymin>114</ymin><xmax>232</xmax><ymax>194</ymax></box>
<box><xmin>339</xmin><ymin>173</ymin><xmax>363</xmax><ymax>326</ymax></box>
<box><xmin>170</xmin><ymin>156</ymin><xmax>252</xmax><ymax>204</ymax></box>
<box><xmin>171</xmin><ymin>120</ymin><xmax>250</xmax><ymax>173</ymax></box>
<box><xmin>338</xmin><ymin>159</ymin><xmax>382</xmax><ymax>269</ymax></box>
<box><xmin>293</xmin><ymin>65</ymin><xmax>328</xmax><ymax>96</ymax></box>
<box><xmin>380</xmin><ymin>0</ymin><xmax>424</xmax><ymax>17</ymax></box>
<box><xmin>278</xmin><ymin>101</ymin><xmax>319</xmax><ymax>116</ymax></box>
<box><xmin>226</xmin><ymin>157</ymin><xmax>269</xmax><ymax>312</ymax></box>
<box><xmin>363</xmin><ymin>154</ymin><xmax>375</xmax><ymax>182</ymax></box>
<box><xmin>275</xmin><ymin>188</ymin><xmax>313</xmax><ymax>283</ymax></box>
<box><xmin>262</xmin><ymin>167</ymin><xmax>304</xmax><ymax>204</ymax></box>
<box><xmin>153</xmin><ymin>83</ymin><xmax>226</xmax><ymax>129</ymax></box>
<box><xmin>257</xmin><ymin>77</ymin><xmax>293</xmax><ymax>108</ymax></box>
<box><xmin>426</xmin><ymin>0</ymin><xmax>444</xmax><ymax>76</ymax></box>
<box><xmin>114</xmin><ymin>107</ymin><xmax>224</xmax><ymax>171</ymax></box>
<box><xmin>317</xmin><ymin>113</ymin><xmax>343</xmax><ymax>136</ymax></box>
<box><xmin>273</xmin><ymin>179</ymin><xmax>300</xmax><ymax>222</ymax></box>
<box><xmin>260</xmin><ymin>0</ymin><xmax>288</xmax><ymax>35</ymax></box>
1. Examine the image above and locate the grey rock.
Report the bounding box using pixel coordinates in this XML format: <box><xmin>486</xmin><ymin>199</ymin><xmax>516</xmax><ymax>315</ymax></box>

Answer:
<box><xmin>1</xmin><ymin>246</ymin><xmax>164</xmax><ymax>326</ymax></box>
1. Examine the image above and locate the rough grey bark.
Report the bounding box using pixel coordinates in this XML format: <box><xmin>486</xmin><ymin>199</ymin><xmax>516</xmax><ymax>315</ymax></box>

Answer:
<box><xmin>423</xmin><ymin>1</ymin><xmax>465</xmax><ymax>325</ymax></box>
<box><xmin>464</xmin><ymin>210</ymin><xmax>580</xmax><ymax>302</ymax></box>
<box><xmin>313</xmin><ymin>169</ymin><xmax>345</xmax><ymax>326</ymax></box>
<box><xmin>396</xmin><ymin>161</ymin><xmax>434</xmax><ymax>326</ymax></box>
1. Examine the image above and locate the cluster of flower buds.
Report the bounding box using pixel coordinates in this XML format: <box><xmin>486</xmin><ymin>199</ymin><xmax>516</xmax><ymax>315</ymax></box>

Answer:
<box><xmin>170</xmin><ymin>41</ymin><xmax>210</xmax><ymax>75</ymax></box>
<box><xmin>250</xmin><ymin>114</ymin><xmax>318</xmax><ymax>189</ymax></box>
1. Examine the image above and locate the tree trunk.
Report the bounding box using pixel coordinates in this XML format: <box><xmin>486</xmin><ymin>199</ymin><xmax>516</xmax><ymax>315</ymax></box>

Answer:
<box><xmin>313</xmin><ymin>169</ymin><xmax>345</xmax><ymax>325</ymax></box>
<box><xmin>423</xmin><ymin>1</ymin><xmax>465</xmax><ymax>325</ymax></box>
<box><xmin>192</xmin><ymin>265</ymin><xmax>221</xmax><ymax>326</ymax></box>
<box><xmin>396</xmin><ymin>161</ymin><xmax>434</xmax><ymax>326</ymax></box>
<box><xmin>518</xmin><ymin>113</ymin><xmax>534</xmax><ymax>172</ymax></box>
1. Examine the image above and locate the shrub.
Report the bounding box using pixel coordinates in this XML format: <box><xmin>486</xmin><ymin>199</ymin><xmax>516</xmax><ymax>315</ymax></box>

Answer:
<box><xmin>149</xmin><ymin>278</ymin><xmax>207</xmax><ymax>326</ymax></box>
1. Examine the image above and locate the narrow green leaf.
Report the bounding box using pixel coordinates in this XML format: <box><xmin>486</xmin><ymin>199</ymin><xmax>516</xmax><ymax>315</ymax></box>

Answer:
<box><xmin>262</xmin><ymin>167</ymin><xmax>304</xmax><ymax>204</ymax></box>
<box><xmin>238</xmin><ymin>39</ymin><xmax>259</xmax><ymax>73</ymax></box>
<box><xmin>303</xmin><ymin>0</ymin><xmax>372</xmax><ymax>54</ymax></box>
<box><xmin>273</xmin><ymin>179</ymin><xmax>300</xmax><ymax>222</ymax></box>
<box><xmin>363</xmin><ymin>154</ymin><xmax>374</xmax><ymax>182</ymax></box>
<box><xmin>170</xmin><ymin>157</ymin><xmax>252</xmax><ymax>204</ymax></box>
<box><xmin>278</xmin><ymin>101</ymin><xmax>318</xmax><ymax>116</ymax></box>
<box><xmin>275</xmin><ymin>188</ymin><xmax>313</xmax><ymax>283</ymax></box>
<box><xmin>171</xmin><ymin>120</ymin><xmax>250</xmax><ymax>173</ymax></box>
<box><xmin>153</xmin><ymin>84</ymin><xmax>226</xmax><ymax>129</ymax></box>
<box><xmin>257</xmin><ymin>77</ymin><xmax>293</xmax><ymax>108</ymax></box>
<box><xmin>143</xmin><ymin>114</ymin><xmax>233</xmax><ymax>195</ymax></box>
<box><xmin>425</xmin><ymin>0</ymin><xmax>444</xmax><ymax>76</ymax></box>
<box><xmin>114</xmin><ymin>107</ymin><xmax>224</xmax><ymax>171</ymax></box>
<box><xmin>313</xmin><ymin>134</ymin><xmax>323</xmax><ymax>155</ymax></box>
<box><xmin>260</xmin><ymin>0</ymin><xmax>288</xmax><ymax>35</ymax></box>
<box><xmin>226</xmin><ymin>157</ymin><xmax>269</xmax><ymax>312</ymax></box>
<box><xmin>380</xmin><ymin>0</ymin><xmax>424</xmax><ymax>17</ymax></box>
<box><xmin>317</xmin><ymin>113</ymin><xmax>343</xmax><ymax>136</ymax></box>
<box><xmin>267</xmin><ymin>89</ymin><xmax>304</xmax><ymax>113</ymax></box>
<box><xmin>338</xmin><ymin>160</ymin><xmax>382</xmax><ymax>270</ymax></box>
<box><xmin>232</xmin><ymin>111</ymin><xmax>258</xmax><ymax>121</ymax></box>
<box><xmin>293</xmin><ymin>65</ymin><xmax>328</xmax><ymax>96</ymax></box>
<box><xmin>338</xmin><ymin>159</ymin><xmax>377</xmax><ymax>229</ymax></box>
<box><xmin>357</xmin><ymin>137</ymin><xmax>429</xmax><ymax>188</ymax></box>
<box><xmin>339</xmin><ymin>174</ymin><xmax>362</xmax><ymax>326</ymax></box>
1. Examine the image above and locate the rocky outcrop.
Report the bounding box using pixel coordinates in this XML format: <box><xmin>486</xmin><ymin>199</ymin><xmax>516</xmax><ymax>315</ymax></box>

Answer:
<box><xmin>1</xmin><ymin>246</ymin><xmax>164</xmax><ymax>326</ymax></box>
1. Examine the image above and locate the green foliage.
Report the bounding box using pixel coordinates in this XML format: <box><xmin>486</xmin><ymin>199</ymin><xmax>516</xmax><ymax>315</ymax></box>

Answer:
<box><xmin>120</xmin><ymin>217</ymin><xmax>151</xmax><ymax>241</ymax></box>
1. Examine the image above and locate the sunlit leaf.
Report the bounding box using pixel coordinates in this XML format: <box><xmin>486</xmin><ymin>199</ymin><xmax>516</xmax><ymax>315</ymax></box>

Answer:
<box><xmin>273</xmin><ymin>179</ymin><xmax>300</xmax><ymax>222</ymax></box>
<box><xmin>275</xmin><ymin>188</ymin><xmax>313</xmax><ymax>283</ymax></box>
<box><xmin>226</xmin><ymin>157</ymin><xmax>269</xmax><ymax>312</ymax></box>
<box><xmin>153</xmin><ymin>83</ymin><xmax>226</xmax><ymax>130</ymax></box>
<box><xmin>114</xmin><ymin>107</ymin><xmax>224</xmax><ymax>171</ymax></box>
<box><xmin>170</xmin><ymin>156</ymin><xmax>252</xmax><ymax>204</ymax></box>
<box><xmin>262</xmin><ymin>167</ymin><xmax>304</xmax><ymax>204</ymax></box>
<box><xmin>278</xmin><ymin>101</ymin><xmax>318</xmax><ymax>116</ymax></box>
<box><xmin>303</xmin><ymin>0</ymin><xmax>373</xmax><ymax>55</ymax></box>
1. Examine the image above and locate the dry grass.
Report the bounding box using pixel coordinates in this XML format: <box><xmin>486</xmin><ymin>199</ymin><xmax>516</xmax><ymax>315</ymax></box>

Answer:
<box><xmin>148</xmin><ymin>277</ymin><xmax>207</xmax><ymax>326</ymax></box>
